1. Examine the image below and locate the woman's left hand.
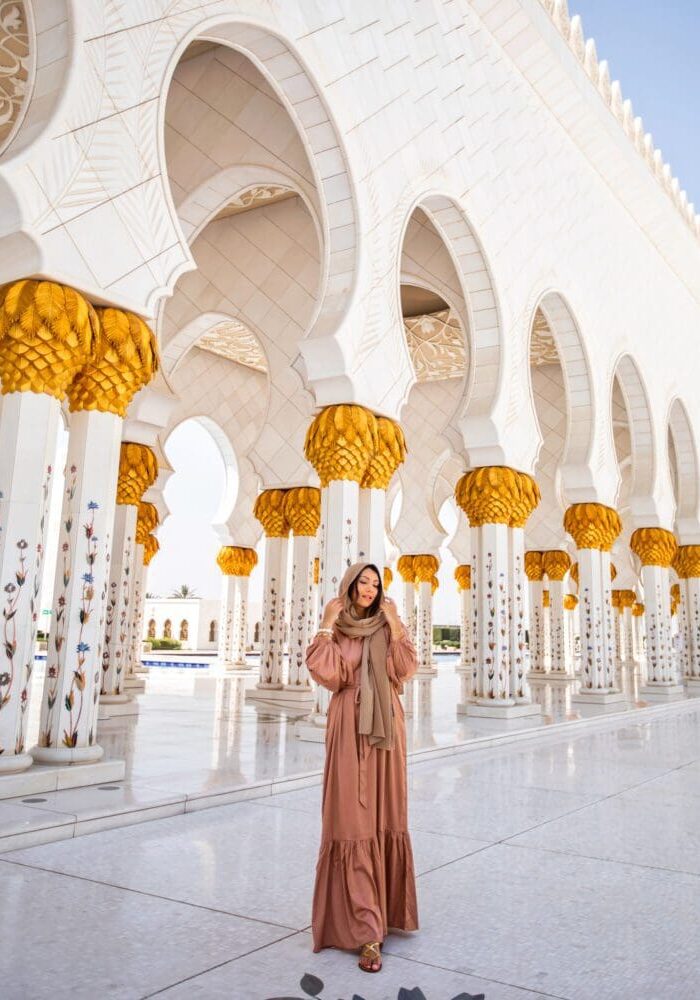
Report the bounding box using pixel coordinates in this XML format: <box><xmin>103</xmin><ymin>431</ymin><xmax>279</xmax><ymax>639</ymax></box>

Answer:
<box><xmin>382</xmin><ymin>596</ymin><xmax>400</xmax><ymax>628</ymax></box>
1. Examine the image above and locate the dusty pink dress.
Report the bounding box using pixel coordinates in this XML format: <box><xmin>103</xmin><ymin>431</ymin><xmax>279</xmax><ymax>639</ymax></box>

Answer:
<box><xmin>306</xmin><ymin>624</ymin><xmax>419</xmax><ymax>952</ymax></box>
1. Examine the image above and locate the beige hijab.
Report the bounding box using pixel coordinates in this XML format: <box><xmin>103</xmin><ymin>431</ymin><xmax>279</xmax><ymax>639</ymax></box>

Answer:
<box><xmin>334</xmin><ymin>562</ymin><xmax>394</xmax><ymax>751</ymax></box>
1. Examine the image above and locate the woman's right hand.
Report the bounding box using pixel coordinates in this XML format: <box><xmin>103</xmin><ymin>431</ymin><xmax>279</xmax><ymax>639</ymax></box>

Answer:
<box><xmin>320</xmin><ymin>597</ymin><xmax>343</xmax><ymax>630</ymax></box>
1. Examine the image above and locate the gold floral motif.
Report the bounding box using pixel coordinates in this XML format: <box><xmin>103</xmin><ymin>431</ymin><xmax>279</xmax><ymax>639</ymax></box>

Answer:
<box><xmin>630</xmin><ymin>527</ymin><xmax>677</xmax><ymax>568</ymax></box>
<box><xmin>563</xmin><ymin>593</ymin><xmax>578</xmax><ymax>611</ymax></box>
<box><xmin>570</xmin><ymin>562</ymin><xmax>579</xmax><ymax>587</ymax></box>
<box><xmin>454</xmin><ymin>564</ymin><xmax>471</xmax><ymax>590</ymax></box>
<box><xmin>116</xmin><ymin>443</ymin><xmax>158</xmax><ymax>506</ymax></box>
<box><xmin>361</xmin><ymin>417</ymin><xmax>406</xmax><ymax>490</ymax></box>
<box><xmin>632</xmin><ymin>602</ymin><xmax>645</xmax><ymax>617</ymax></box>
<box><xmin>304</xmin><ymin>405</ymin><xmax>378</xmax><ymax>487</ymax></box>
<box><xmin>68</xmin><ymin>308</ymin><xmax>159</xmax><ymax>416</ymax></box>
<box><xmin>135</xmin><ymin>501</ymin><xmax>158</xmax><ymax>543</ymax></box>
<box><xmin>412</xmin><ymin>554</ymin><xmax>439</xmax><ymax>583</ymax></box>
<box><xmin>509</xmin><ymin>472</ymin><xmax>541</xmax><ymax>528</ymax></box>
<box><xmin>673</xmin><ymin>545</ymin><xmax>700</xmax><ymax>579</ymax></box>
<box><xmin>542</xmin><ymin>550</ymin><xmax>572</xmax><ymax>581</ymax></box>
<box><xmin>610</xmin><ymin>563</ymin><xmax>617</xmax><ymax>581</ymax></box>
<box><xmin>430</xmin><ymin>574</ymin><xmax>439</xmax><ymax>594</ymax></box>
<box><xmin>254</xmin><ymin>489</ymin><xmax>290</xmax><ymax>538</ymax></box>
<box><xmin>0</xmin><ymin>280</ymin><xmax>98</xmax><ymax>398</ymax></box>
<box><xmin>397</xmin><ymin>555</ymin><xmax>416</xmax><ymax>583</ymax></box>
<box><xmin>283</xmin><ymin>487</ymin><xmax>320</xmax><ymax>536</ymax></box>
<box><xmin>143</xmin><ymin>534</ymin><xmax>159</xmax><ymax>566</ymax></box>
<box><xmin>611</xmin><ymin>590</ymin><xmax>621</xmax><ymax>610</ymax></box>
<box><xmin>671</xmin><ymin>582</ymin><xmax>681</xmax><ymax>616</ymax></box>
<box><xmin>456</xmin><ymin>467</ymin><xmax>540</xmax><ymax>527</ymax></box>
<box><xmin>313</xmin><ymin>557</ymin><xmax>319</xmax><ymax>585</ymax></box>
<box><xmin>563</xmin><ymin>503</ymin><xmax>622</xmax><ymax>551</ymax></box>
<box><xmin>542</xmin><ymin>589</ymin><xmax>551</xmax><ymax>608</ymax></box>
<box><xmin>618</xmin><ymin>589</ymin><xmax>636</xmax><ymax>608</ymax></box>
<box><xmin>524</xmin><ymin>551</ymin><xmax>544</xmax><ymax>582</ymax></box>
<box><xmin>383</xmin><ymin>566</ymin><xmax>393</xmax><ymax>589</ymax></box>
<box><xmin>216</xmin><ymin>546</ymin><xmax>258</xmax><ymax>577</ymax></box>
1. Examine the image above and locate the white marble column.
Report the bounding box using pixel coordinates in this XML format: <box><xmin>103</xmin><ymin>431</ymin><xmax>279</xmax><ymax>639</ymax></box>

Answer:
<box><xmin>632</xmin><ymin>603</ymin><xmax>646</xmax><ymax>667</ymax></box>
<box><xmin>257</xmin><ymin>536</ymin><xmax>289</xmax><ymax>689</ymax></box>
<box><xmin>456</xmin><ymin>467</ymin><xmax>541</xmax><ymax>718</ymax></box>
<box><xmin>618</xmin><ymin>591</ymin><xmax>637</xmax><ymax>667</ymax></box>
<box><xmin>683</xmin><ymin>574</ymin><xmax>700</xmax><ymax>687</ymax></box>
<box><xmin>564</xmin><ymin>593</ymin><xmax>578</xmax><ymax>671</ymax></box>
<box><xmin>282</xmin><ymin>486</ymin><xmax>321</xmax><ymax>703</ymax></box>
<box><xmin>216</xmin><ymin>546</ymin><xmax>257</xmax><ymax>671</ymax></box>
<box><xmin>631</xmin><ymin>528</ymin><xmax>682</xmax><ymax>697</ymax></box>
<box><xmin>509</xmin><ymin>526</ymin><xmax>532</xmax><ymax>700</ymax></box>
<box><xmin>473</xmin><ymin>522</ymin><xmax>513</xmax><ymax>706</ymax></box>
<box><xmin>413</xmin><ymin>555</ymin><xmax>439</xmax><ymax>676</ymax></box>
<box><xmin>0</xmin><ymin>395</ymin><xmax>58</xmax><ymax>771</ymax></box>
<box><xmin>357</xmin><ymin>487</ymin><xmax>385</xmax><ymax>570</ymax></box>
<box><xmin>0</xmin><ymin>279</ymin><xmax>97</xmax><ymax>769</ymax></box>
<box><xmin>124</xmin><ymin>543</ymin><xmax>145</xmax><ymax>687</ymax></box>
<box><xmin>286</xmin><ymin>532</ymin><xmax>315</xmax><ymax>689</ymax></box>
<box><xmin>33</xmin><ymin>410</ymin><xmax>122</xmax><ymax>762</ymax></box>
<box><xmin>564</xmin><ymin>504</ymin><xmax>625</xmax><ymax>704</ymax></box>
<box><xmin>101</xmin><ymin>443</ymin><xmax>158</xmax><ymax>703</ymax></box>
<box><xmin>543</xmin><ymin>550</ymin><xmax>573</xmax><ymax>678</ymax></box>
<box><xmin>525</xmin><ymin>552</ymin><xmax>546</xmax><ymax>675</ymax></box>
<box><xmin>398</xmin><ymin>556</ymin><xmax>418</xmax><ymax>645</ymax></box>
<box><xmin>674</xmin><ymin>549</ymin><xmax>700</xmax><ymax>685</ymax></box>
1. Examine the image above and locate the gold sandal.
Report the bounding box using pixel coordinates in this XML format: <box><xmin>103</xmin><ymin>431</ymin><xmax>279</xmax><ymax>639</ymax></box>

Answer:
<box><xmin>358</xmin><ymin>941</ymin><xmax>382</xmax><ymax>973</ymax></box>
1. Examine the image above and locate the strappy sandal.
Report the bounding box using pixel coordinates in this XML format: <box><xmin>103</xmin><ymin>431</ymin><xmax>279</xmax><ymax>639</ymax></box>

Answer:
<box><xmin>358</xmin><ymin>941</ymin><xmax>382</xmax><ymax>973</ymax></box>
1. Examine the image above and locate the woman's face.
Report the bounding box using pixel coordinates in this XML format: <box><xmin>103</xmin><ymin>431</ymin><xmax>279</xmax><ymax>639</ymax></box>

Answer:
<box><xmin>352</xmin><ymin>568</ymin><xmax>380</xmax><ymax>614</ymax></box>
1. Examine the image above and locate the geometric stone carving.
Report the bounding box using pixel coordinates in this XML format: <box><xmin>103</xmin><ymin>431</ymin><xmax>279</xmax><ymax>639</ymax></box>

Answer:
<box><xmin>0</xmin><ymin>1</ymin><xmax>31</xmax><ymax>154</ymax></box>
<box><xmin>197</xmin><ymin>319</ymin><xmax>268</xmax><ymax>373</ymax></box>
<box><xmin>403</xmin><ymin>308</ymin><xmax>467</xmax><ymax>382</ymax></box>
<box><xmin>530</xmin><ymin>309</ymin><xmax>559</xmax><ymax>366</ymax></box>
<box><xmin>214</xmin><ymin>186</ymin><xmax>296</xmax><ymax>220</ymax></box>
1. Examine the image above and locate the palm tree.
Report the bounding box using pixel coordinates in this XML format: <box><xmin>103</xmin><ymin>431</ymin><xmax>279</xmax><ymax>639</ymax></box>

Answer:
<box><xmin>169</xmin><ymin>584</ymin><xmax>198</xmax><ymax>598</ymax></box>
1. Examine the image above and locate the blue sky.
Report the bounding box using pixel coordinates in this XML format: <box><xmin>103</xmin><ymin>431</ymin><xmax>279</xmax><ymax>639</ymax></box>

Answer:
<box><xmin>573</xmin><ymin>1</ymin><xmax>700</xmax><ymax>206</ymax></box>
<box><xmin>146</xmin><ymin>5</ymin><xmax>698</xmax><ymax>623</ymax></box>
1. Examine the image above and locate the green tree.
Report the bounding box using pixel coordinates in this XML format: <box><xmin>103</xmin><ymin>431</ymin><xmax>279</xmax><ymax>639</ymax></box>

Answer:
<box><xmin>169</xmin><ymin>584</ymin><xmax>198</xmax><ymax>598</ymax></box>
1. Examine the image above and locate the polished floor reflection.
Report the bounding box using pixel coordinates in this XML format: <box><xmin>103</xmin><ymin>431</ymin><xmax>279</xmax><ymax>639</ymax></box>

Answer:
<box><xmin>1</xmin><ymin>655</ymin><xmax>698</xmax><ymax>853</ymax></box>
<box><xmin>2</xmin><ymin>704</ymin><xmax>700</xmax><ymax>998</ymax></box>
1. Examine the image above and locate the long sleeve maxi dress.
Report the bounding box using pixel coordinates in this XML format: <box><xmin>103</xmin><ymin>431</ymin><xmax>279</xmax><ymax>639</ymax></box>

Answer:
<box><xmin>306</xmin><ymin>624</ymin><xmax>419</xmax><ymax>952</ymax></box>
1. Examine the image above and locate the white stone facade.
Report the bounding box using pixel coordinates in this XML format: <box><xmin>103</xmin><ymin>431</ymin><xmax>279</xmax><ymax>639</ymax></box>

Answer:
<box><xmin>2</xmin><ymin>0</ymin><xmax>700</xmax><ymax>770</ymax></box>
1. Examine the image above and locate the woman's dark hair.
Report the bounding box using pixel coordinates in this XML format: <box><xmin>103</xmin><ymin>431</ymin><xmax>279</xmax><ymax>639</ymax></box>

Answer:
<box><xmin>349</xmin><ymin>563</ymin><xmax>383</xmax><ymax>616</ymax></box>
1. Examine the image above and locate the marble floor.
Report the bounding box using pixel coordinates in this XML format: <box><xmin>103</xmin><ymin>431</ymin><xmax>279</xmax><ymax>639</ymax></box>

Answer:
<box><xmin>2</xmin><ymin>656</ymin><xmax>700</xmax><ymax>853</ymax></box>
<box><xmin>2</xmin><ymin>703</ymin><xmax>700</xmax><ymax>998</ymax></box>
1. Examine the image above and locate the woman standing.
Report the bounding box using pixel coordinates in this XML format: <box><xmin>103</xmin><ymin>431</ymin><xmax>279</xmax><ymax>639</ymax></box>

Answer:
<box><xmin>306</xmin><ymin>562</ymin><xmax>419</xmax><ymax>973</ymax></box>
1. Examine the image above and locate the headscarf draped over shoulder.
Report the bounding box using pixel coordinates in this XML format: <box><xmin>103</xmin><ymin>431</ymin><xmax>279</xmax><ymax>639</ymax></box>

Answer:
<box><xmin>334</xmin><ymin>562</ymin><xmax>393</xmax><ymax>751</ymax></box>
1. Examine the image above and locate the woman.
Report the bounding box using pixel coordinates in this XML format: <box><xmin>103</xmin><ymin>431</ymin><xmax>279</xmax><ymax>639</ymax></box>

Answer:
<box><xmin>306</xmin><ymin>561</ymin><xmax>419</xmax><ymax>973</ymax></box>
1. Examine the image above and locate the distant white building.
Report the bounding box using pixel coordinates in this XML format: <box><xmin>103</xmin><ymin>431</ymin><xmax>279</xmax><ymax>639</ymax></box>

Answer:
<box><xmin>143</xmin><ymin>597</ymin><xmax>263</xmax><ymax>652</ymax></box>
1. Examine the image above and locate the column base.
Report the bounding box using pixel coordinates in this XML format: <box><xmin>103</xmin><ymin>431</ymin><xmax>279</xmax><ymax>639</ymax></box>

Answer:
<box><xmin>247</xmin><ymin>686</ymin><xmax>314</xmax><ymax>708</ymax></box>
<box><xmin>466</xmin><ymin>700</ymin><xmax>541</xmax><ymax>719</ymax></box>
<box><xmin>31</xmin><ymin>743</ymin><xmax>105</xmax><ymax>765</ymax></box>
<box><xmin>685</xmin><ymin>678</ymin><xmax>700</xmax><ymax>691</ymax></box>
<box><xmin>99</xmin><ymin>693</ymin><xmax>133</xmax><ymax>704</ymax></box>
<box><xmin>0</xmin><ymin>752</ymin><xmax>33</xmax><ymax>775</ymax></box>
<box><xmin>456</xmin><ymin>698</ymin><xmax>478</xmax><ymax>715</ymax></box>
<box><xmin>124</xmin><ymin>677</ymin><xmax>146</xmax><ymax>693</ymax></box>
<box><xmin>527</xmin><ymin>669</ymin><xmax>549</xmax><ymax>678</ymax></box>
<box><xmin>135</xmin><ymin>665</ymin><xmax>150</xmax><ymax>675</ymax></box>
<box><xmin>547</xmin><ymin>672</ymin><xmax>576</xmax><ymax>683</ymax></box>
<box><xmin>294</xmin><ymin>714</ymin><xmax>328</xmax><ymax>742</ymax></box>
<box><xmin>223</xmin><ymin>660</ymin><xmax>251</xmax><ymax>672</ymax></box>
<box><xmin>571</xmin><ymin>690</ymin><xmax>626</xmax><ymax>705</ymax></box>
<box><xmin>98</xmin><ymin>699</ymin><xmax>140</xmax><ymax>720</ymax></box>
<box><xmin>639</xmin><ymin>684</ymin><xmax>685</xmax><ymax>701</ymax></box>
<box><xmin>254</xmin><ymin>682</ymin><xmax>284</xmax><ymax>691</ymax></box>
